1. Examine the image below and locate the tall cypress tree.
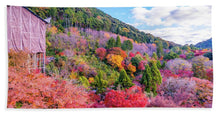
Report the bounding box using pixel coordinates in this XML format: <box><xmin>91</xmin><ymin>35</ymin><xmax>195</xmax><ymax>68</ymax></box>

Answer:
<box><xmin>106</xmin><ymin>37</ymin><xmax>116</xmax><ymax>49</ymax></box>
<box><xmin>114</xmin><ymin>69</ymin><xmax>134</xmax><ymax>90</ymax></box>
<box><xmin>152</xmin><ymin>52</ymin><xmax>158</xmax><ymax>60</ymax></box>
<box><xmin>150</xmin><ymin>61</ymin><xmax>162</xmax><ymax>96</ymax></box>
<box><xmin>156</xmin><ymin>60</ymin><xmax>162</xmax><ymax>69</ymax></box>
<box><xmin>140</xmin><ymin>64</ymin><xmax>152</xmax><ymax>93</ymax></box>
<box><xmin>116</xmin><ymin>35</ymin><xmax>121</xmax><ymax>47</ymax></box>
<box><xmin>156</xmin><ymin>41</ymin><xmax>164</xmax><ymax>58</ymax></box>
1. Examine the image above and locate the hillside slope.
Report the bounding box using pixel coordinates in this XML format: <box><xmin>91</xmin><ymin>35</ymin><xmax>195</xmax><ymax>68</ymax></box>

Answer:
<box><xmin>27</xmin><ymin>7</ymin><xmax>180</xmax><ymax>48</ymax></box>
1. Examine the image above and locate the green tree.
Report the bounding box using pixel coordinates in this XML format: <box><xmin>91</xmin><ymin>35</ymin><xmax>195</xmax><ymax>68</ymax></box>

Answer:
<box><xmin>78</xmin><ymin>76</ymin><xmax>90</xmax><ymax>89</ymax></box>
<box><xmin>140</xmin><ymin>64</ymin><xmax>152</xmax><ymax>93</ymax></box>
<box><xmin>106</xmin><ymin>37</ymin><xmax>116</xmax><ymax>49</ymax></box>
<box><xmin>121</xmin><ymin>40</ymin><xmax>133</xmax><ymax>51</ymax></box>
<box><xmin>161</xmin><ymin>61</ymin><xmax>166</xmax><ymax>69</ymax></box>
<box><xmin>164</xmin><ymin>51</ymin><xmax>179</xmax><ymax>60</ymax></box>
<box><xmin>144</xmin><ymin>53</ymin><xmax>150</xmax><ymax>61</ymax></box>
<box><xmin>152</xmin><ymin>52</ymin><xmax>158</xmax><ymax>60</ymax></box>
<box><xmin>116</xmin><ymin>35</ymin><xmax>121</xmax><ymax>47</ymax></box>
<box><xmin>114</xmin><ymin>69</ymin><xmax>134</xmax><ymax>90</ymax></box>
<box><xmin>150</xmin><ymin>61</ymin><xmax>162</xmax><ymax>96</ymax></box>
<box><xmin>92</xmin><ymin>71</ymin><xmax>108</xmax><ymax>94</ymax></box>
<box><xmin>156</xmin><ymin>41</ymin><xmax>164</xmax><ymax>58</ymax></box>
<box><xmin>156</xmin><ymin>60</ymin><xmax>162</xmax><ymax>69</ymax></box>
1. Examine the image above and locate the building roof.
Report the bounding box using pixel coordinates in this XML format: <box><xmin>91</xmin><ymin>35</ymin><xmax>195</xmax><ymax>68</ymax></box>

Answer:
<box><xmin>22</xmin><ymin>7</ymin><xmax>49</xmax><ymax>24</ymax></box>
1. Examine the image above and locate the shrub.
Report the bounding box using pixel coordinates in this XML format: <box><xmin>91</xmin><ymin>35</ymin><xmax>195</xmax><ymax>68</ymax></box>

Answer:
<box><xmin>104</xmin><ymin>86</ymin><xmax>148</xmax><ymax>107</ymax></box>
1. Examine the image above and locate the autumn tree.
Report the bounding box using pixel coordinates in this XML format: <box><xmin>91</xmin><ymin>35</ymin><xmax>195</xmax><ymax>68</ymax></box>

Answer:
<box><xmin>116</xmin><ymin>35</ymin><xmax>121</xmax><ymax>47</ymax></box>
<box><xmin>114</xmin><ymin>69</ymin><xmax>134</xmax><ymax>90</ymax></box>
<box><xmin>106</xmin><ymin>54</ymin><xmax>124</xmax><ymax>69</ymax></box>
<box><xmin>106</xmin><ymin>37</ymin><xmax>116</xmax><ymax>49</ymax></box>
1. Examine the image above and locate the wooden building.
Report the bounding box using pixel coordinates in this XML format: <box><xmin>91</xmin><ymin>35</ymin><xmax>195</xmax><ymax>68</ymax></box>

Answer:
<box><xmin>7</xmin><ymin>5</ymin><xmax>48</xmax><ymax>73</ymax></box>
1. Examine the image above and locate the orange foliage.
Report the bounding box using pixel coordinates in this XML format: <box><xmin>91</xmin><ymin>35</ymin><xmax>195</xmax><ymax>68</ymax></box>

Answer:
<box><xmin>69</xmin><ymin>27</ymin><xmax>80</xmax><ymax>36</ymax></box>
<box><xmin>107</xmin><ymin>47</ymin><xmax>127</xmax><ymax>59</ymax></box>
<box><xmin>104</xmin><ymin>33</ymin><xmax>110</xmax><ymax>39</ymax></box>
<box><xmin>152</xmin><ymin>43</ymin><xmax>157</xmax><ymax>48</ymax></box>
<box><xmin>48</xmin><ymin>26</ymin><xmax>58</xmax><ymax>34</ymax></box>
<box><xmin>106</xmin><ymin>54</ymin><xmax>124</xmax><ymax>68</ymax></box>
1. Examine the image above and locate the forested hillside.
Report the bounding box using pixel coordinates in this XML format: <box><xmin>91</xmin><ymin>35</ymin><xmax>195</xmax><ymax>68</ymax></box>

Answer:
<box><xmin>8</xmin><ymin>6</ymin><xmax>213</xmax><ymax>108</ymax></box>
<box><xmin>27</xmin><ymin>7</ymin><xmax>179</xmax><ymax>48</ymax></box>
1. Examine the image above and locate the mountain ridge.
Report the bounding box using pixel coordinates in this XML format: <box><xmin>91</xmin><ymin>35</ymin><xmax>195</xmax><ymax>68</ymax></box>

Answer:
<box><xmin>195</xmin><ymin>38</ymin><xmax>212</xmax><ymax>49</ymax></box>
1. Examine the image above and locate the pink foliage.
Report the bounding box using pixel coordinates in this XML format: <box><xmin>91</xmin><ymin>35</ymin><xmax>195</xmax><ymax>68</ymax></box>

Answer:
<box><xmin>179</xmin><ymin>54</ymin><xmax>186</xmax><ymax>59</ymax></box>
<box><xmin>138</xmin><ymin>61</ymin><xmax>146</xmax><ymax>71</ymax></box>
<box><xmin>148</xmin><ymin>95</ymin><xmax>177</xmax><ymax>107</ymax></box>
<box><xmin>8</xmin><ymin>68</ymin><xmax>92</xmax><ymax>108</ymax></box>
<box><xmin>206</xmin><ymin>68</ymin><xmax>213</xmax><ymax>82</ymax></box>
<box><xmin>129</xmin><ymin>52</ymin><xmax>135</xmax><ymax>58</ymax></box>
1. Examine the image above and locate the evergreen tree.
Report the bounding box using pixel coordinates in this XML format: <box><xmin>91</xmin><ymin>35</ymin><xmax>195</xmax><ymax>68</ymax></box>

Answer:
<box><xmin>156</xmin><ymin>60</ymin><xmax>161</xmax><ymax>69</ymax></box>
<box><xmin>78</xmin><ymin>76</ymin><xmax>90</xmax><ymax>89</ymax></box>
<box><xmin>156</xmin><ymin>41</ymin><xmax>164</xmax><ymax>58</ymax></box>
<box><xmin>150</xmin><ymin>61</ymin><xmax>162</xmax><ymax>96</ymax></box>
<box><xmin>106</xmin><ymin>37</ymin><xmax>116</xmax><ymax>49</ymax></box>
<box><xmin>116</xmin><ymin>35</ymin><xmax>121</xmax><ymax>47</ymax></box>
<box><xmin>144</xmin><ymin>53</ymin><xmax>150</xmax><ymax>61</ymax></box>
<box><xmin>140</xmin><ymin>64</ymin><xmax>152</xmax><ymax>93</ymax></box>
<box><xmin>161</xmin><ymin>61</ymin><xmax>166</xmax><ymax>69</ymax></box>
<box><xmin>121</xmin><ymin>40</ymin><xmax>133</xmax><ymax>51</ymax></box>
<box><xmin>152</xmin><ymin>52</ymin><xmax>158</xmax><ymax>60</ymax></box>
<box><xmin>114</xmin><ymin>69</ymin><xmax>134</xmax><ymax>90</ymax></box>
<box><xmin>93</xmin><ymin>71</ymin><xmax>108</xmax><ymax>94</ymax></box>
